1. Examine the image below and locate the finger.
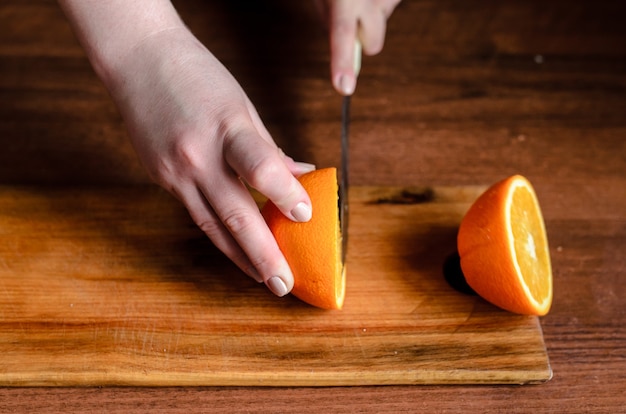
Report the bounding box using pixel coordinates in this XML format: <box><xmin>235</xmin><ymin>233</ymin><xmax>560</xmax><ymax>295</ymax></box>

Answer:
<box><xmin>244</xmin><ymin>98</ymin><xmax>315</xmax><ymax>176</ymax></box>
<box><xmin>280</xmin><ymin>151</ymin><xmax>316</xmax><ymax>177</ymax></box>
<box><xmin>381</xmin><ymin>0</ymin><xmax>403</xmax><ymax>18</ymax></box>
<box><xmin>329</xmin><ymin>3</ymin><xmax>359</xmax><ymax>95</ymax></box>
<box><xmin>224</xmin><ymin>129</ymin><xmax>313</xmax><ymax>223</ymax></box>
<box><xmin>199</xmin><ymin>167</ymin><xmax>295</xmax><ymax>297</ymax></box>
<box><xmin>242</xmin><ymin>97</ymin><xmax>315</xmax><ymax>177</ymax></box>
<box><xmin>173</xmin><ymin>183</ymin><xmax>263</xmax><ymax>284</ymax></box>
<box><xmin>357</xmin><ymin>7</ymin><xmax>387</xmax><ymax>56</ymax></box>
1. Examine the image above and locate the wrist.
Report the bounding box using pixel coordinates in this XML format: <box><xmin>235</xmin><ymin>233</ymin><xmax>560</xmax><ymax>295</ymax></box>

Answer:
<box><xmin>57</xmin><ymin>0</ymin><xmax>185</xmax><ymax>88</ymax></box>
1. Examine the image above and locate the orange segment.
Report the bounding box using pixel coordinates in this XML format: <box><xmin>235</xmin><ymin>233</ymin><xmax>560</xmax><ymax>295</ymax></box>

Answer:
<box><xmin>261</xmin><ymin>168</ymin><xmax>345</xmax><ymax>310</ymax></box>
<box><xmin>457</xmin><ymin>175</ymin><xmax>553</xmax><ymax>315</ymax></box>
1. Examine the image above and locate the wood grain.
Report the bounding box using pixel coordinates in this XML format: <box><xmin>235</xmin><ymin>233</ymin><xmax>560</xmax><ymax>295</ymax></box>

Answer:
<box><xmin>0</xmin><ymin>185</ymin><xmax>551</xmax><ymax>386</ymax></box>
<box><xmin>0</xmin><ymin>0</ymin><xmax>624</xmax><ymax>411</ymax></box>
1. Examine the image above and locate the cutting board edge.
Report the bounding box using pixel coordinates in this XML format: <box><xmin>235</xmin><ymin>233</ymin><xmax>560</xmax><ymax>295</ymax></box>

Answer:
<box><xmin>0</xmin><ymin>366</ymin><xmax>553</xmax><ymax>387</ymax></box>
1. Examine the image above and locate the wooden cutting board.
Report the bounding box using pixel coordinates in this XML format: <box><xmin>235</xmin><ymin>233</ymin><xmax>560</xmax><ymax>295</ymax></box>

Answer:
<box><xmin>0</xmin><ymin>184</ymin><xmax>551</xmax><ymax>386</ymax></box>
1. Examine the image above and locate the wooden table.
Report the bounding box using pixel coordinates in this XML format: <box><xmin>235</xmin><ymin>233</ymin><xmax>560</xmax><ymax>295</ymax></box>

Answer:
<box><xmin>1</xmin><ymin>0</ymin><xmax>624</xmax><ymax>411</ymax></box>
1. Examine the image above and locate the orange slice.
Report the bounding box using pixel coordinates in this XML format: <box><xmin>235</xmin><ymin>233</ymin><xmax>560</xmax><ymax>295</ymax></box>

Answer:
<box><xmin>457</xmin><ymin>175</ymin><xmax>553</xmax><ymax>315</ymax></box>
<box><xmin>261</xmin><ymin>167</ymin><xmax>345</xmax><ymax>310</ymax></box>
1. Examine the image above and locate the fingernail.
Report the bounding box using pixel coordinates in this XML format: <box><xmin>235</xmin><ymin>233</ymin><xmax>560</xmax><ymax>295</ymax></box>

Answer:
<box><xmin>266</xmin><ymin>276</ymin><xmax>289</xmax><ymax>297</ymax></box>
<box><xmin>294</xmin><ymin>162</ymin><xmax>316</xmax><ymax>175</ymax></box>
<box><xmin>290</xmin><ymin>202</ymin><xmax>312</xmax><ymax>222</ymax></box>
<box><xmin>338</xmin><ymin>74</ymin><xmax>356</xmax><ymax>96</ymax></box>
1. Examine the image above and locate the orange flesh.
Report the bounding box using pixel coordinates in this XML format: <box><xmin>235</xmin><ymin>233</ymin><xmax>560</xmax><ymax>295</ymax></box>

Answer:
<box><xmin>509</xmin><ymin>182</ymin><xmax>552</xmax><ymax>310</ymax></box>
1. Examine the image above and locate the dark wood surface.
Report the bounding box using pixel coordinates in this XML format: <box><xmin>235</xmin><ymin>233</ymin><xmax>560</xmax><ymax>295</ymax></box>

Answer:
<box><xmin>1</xmin><ymin>0</ymin><xmax>624</xmax><ymax>412</ymax></box>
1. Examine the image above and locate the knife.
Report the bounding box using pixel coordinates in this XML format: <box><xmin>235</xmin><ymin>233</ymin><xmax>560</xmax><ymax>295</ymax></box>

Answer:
<box><xmin>340</xmin><ymin>40</ymin><xmax>362</xmax><ymax>266</ymax></box>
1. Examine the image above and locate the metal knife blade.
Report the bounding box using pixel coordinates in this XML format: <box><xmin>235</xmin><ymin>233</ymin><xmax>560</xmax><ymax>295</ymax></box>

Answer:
<box><xmin>339</xmin><ymin>40</ymin><xmax>361</xmax><ymax>266</ymax></box>
<box><xmin>340</xmin><ymin>94</ymin><xmax>350</xmax><ymax>266</ymax></box>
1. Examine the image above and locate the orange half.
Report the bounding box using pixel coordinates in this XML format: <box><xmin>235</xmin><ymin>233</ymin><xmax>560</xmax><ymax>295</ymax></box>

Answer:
<box><xmin>261</xmin><ymin>168</ymin><xmax>345</xmax><ymax>310</ymax></box>
<box><xmin>457</xmin><ymin>175</ymin><xmax>553</xmax><ymax>315</ymax></box>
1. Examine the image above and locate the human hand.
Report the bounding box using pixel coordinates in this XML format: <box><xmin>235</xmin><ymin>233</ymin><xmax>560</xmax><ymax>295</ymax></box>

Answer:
<box><xmin>105</xmin><ymin>28</ymin><xmax>314</xmax><ymax>297</ymax></box>
<box><xmin>314</xmin><ymin>0</ymin><xmax>402</xmax><ymax>95</ymax></box>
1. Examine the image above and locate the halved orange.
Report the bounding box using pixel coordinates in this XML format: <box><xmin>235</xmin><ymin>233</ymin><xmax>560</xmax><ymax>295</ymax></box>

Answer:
<box><xmin>261</xmin><ymin>168</ymin><xmax>345</xmax><ymax>310</ymax></box>
<box><xmin>457</xmin><ymin>175</ymin><xmax>553</xmax><ymax>315</ymax></box>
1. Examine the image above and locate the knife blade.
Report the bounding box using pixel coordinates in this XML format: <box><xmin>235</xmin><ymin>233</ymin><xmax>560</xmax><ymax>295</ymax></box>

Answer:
<box><xmin>340</xmin><ymin>95</ymin><xmax>350</xmax><ymax>266</ymax></box>
<box><xmin>340</xmin><ymin>40</ymin><xmax>361</xmax><ymax>266</ymax></box>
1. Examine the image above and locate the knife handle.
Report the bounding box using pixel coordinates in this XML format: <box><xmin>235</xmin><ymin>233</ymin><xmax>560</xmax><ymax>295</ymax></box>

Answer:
<box><xmin>353</xmin><ymin>39</ymin><xmax>362</xmax><ymax>77</ymax></box>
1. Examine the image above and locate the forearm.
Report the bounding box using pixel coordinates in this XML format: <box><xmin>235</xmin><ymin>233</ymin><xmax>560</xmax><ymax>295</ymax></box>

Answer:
<box><xmin>57</xmin><ymin>0</ymin><xmax>185</xmax><ymax>87</ymax></box>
